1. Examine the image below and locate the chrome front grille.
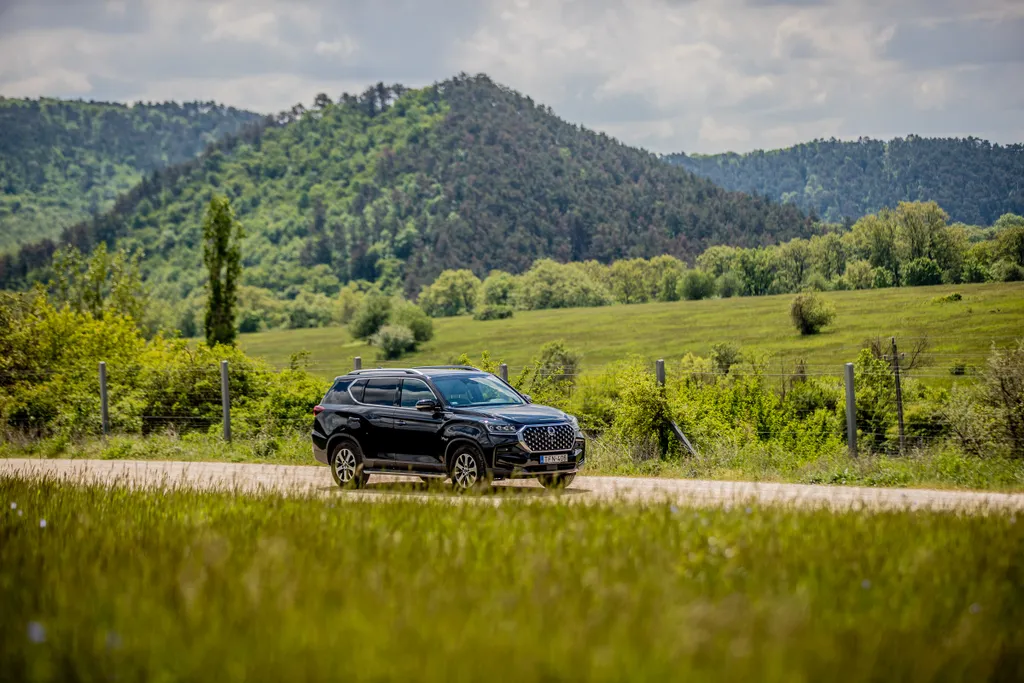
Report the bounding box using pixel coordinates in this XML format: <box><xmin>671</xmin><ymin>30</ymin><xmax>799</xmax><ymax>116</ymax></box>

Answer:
<box><xmin>521</xmin><ymin>424</ymin><xmax>575</xmax><ymax>452</ymax></box>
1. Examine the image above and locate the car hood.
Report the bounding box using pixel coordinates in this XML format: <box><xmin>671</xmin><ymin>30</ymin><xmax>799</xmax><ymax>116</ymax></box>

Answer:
<box><xmin>450</xmin><ymin>404</ymin><xmax>568</xmax><ymax>425</ymax></box>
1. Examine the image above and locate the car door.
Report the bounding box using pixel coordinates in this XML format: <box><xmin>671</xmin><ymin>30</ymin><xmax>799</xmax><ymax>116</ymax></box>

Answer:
<box><xmin>392</xmin><ymin>378</ymin><xmax>446</xmax><ymax>471</ymax></box>
<box><xmin>357</xmin><ymin>378</ymin><xmax>400</xmax><ymax>463</ymax></box>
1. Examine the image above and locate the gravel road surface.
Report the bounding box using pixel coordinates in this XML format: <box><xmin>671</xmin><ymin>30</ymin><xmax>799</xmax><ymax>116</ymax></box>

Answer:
<box><xmin>3</xmin><ymin>458</ymin><xmax>1023</xmax><ymax>512</ymax></box>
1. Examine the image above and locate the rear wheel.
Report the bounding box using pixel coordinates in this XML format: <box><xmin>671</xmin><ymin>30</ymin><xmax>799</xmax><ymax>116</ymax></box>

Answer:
<box><xmin>538</xmin><ymin>472</ymin><xmax>576</xmax><ymax>489</ymax></box>
<box><xmin>330</xmin><ymin>440</ymin><xmax>369</xmax><ymax>489</ymax></box>
<box><xmin>449</xmin><ymin>445</ymin><xmax>491</xmax><ymax>492</ymax></box>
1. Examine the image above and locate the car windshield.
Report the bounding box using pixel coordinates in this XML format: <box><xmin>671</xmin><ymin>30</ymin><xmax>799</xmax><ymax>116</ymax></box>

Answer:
<box><xmin>432</xmin><ymin>374</ymin><xmax>525</xmax><ymax>408</ymax></box>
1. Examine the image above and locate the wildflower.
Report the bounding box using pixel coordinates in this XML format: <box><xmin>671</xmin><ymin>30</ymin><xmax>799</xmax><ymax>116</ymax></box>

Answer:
<box><xmin>861</xmin><ymin>579</ymin><xmax>871</xmax><ymax>590</ymax></box>
<box><xmin>745</xmin><ymin>507</ymin><xmax>753</xmax><ymax>514</ymax></box>
<box><xmin>40</xmin><ymin>520</ymin><xmax>47</xmax><ymax>529</ymax></box>
<box><xmin>9</xmin><ymin>502</ymin><xmax>15</xmax><ymax>510</ymax></box>
<box><xmin>28</xmin><ymin>622</ymin><xmax>45</xmax><ymax>643</ymax></box>
<box><xmin>669</xmin><ymin>504</ymin><xmax>679</xmax><ymax>515</ymax></box>
<box><xmin>105</xmin><ymin>631</ymin><xmax>122</xmax><ymax>649</ymax></box>
<box><xmin>969</xmin><ymin>603</ymin><xmax>981</xmax><ymax>614</ymax></box>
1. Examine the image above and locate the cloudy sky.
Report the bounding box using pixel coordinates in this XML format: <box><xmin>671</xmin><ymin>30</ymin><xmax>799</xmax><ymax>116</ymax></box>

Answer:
<box><xmin>1</xmin><ymin>0</ymin><xmax>1021</xmax><ymax>153</ymax></box>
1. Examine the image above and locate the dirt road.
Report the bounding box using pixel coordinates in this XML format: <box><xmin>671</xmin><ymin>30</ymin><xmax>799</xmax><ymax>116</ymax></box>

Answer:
<box><xmin>2</xmin><ymin>458</ymin><xmax>1023</xmax><ymax>512</ymax></box>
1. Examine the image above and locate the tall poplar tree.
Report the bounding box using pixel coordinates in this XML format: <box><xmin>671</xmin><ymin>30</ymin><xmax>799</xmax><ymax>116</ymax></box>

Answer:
<box><xmin>202</xmin><ymin>196</ymin><xmax>243</xmax><ymax>346</ymax></box>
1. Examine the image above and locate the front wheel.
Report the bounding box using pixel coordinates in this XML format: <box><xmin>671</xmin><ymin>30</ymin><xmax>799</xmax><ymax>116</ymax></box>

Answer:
<box><xmin>538</xmin><ymin>472</ymin><xmax>576</xmax><ymax>489</ymax></box>
<box><xmin>449</xmin><ymin>445</ymin><xmax>491</xmax><ymax>492</ymax></box>
<box><xmin>330</xmin><ymin>440</ymin><xmax>369</xmax><ymax>489</ymax></box>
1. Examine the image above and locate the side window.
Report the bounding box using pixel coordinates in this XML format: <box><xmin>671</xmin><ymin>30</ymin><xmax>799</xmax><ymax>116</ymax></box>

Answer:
<box><xmin>349</xmin><ymin>379</ymin><xmax>367</xmax><ymax>403</ymax></box>
<box><xmin>324</xmin><ymin>379</ymin><xmax>353</xmax><ymax>404</ymax></box>
<box><xmin>400</xmin><ymin>379</ymin><xmax>436</xmax><ymax>408</ymax></box>
<box><xmin>363</xmin><ymin>378</ymin><xmax>399</xmax><ymax>406</ymax></box>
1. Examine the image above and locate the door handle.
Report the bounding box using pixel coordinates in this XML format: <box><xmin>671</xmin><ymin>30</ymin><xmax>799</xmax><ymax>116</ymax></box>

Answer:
<box><xmin>396</xmin><ymin>420</ymin><xmax>408</xmax><ymax>426</ymax></box>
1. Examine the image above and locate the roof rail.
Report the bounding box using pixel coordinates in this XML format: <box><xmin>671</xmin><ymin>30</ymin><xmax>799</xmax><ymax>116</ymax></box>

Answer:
<box><xmin>413</xmin><ymin>365</ymin><xmax>481</xmax><ymax>372</ymax></box>
<box><xmin>347</xmin><ymin>368</ymin><xmax>425</xmax><ymax>376</ymax></box>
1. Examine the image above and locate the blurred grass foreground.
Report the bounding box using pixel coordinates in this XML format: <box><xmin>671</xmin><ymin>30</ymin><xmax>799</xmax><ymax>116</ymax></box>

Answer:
<box><xmin>1</xmin><ymin>476</ymin><xmax>1022</xmax><ymax>682</ymax></box>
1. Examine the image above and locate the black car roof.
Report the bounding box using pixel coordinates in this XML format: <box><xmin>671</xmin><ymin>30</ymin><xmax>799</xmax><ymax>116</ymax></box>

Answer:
<box><xmin>334</xmin><ymin>366</ymin><xmax>488</xmax><ymax>381</ymax></box>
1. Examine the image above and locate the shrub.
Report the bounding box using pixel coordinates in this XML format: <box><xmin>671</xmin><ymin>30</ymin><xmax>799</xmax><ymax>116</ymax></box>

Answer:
<box><xmin>990</xmin><ymin>259</ymin><xmax>1024</xmax><ymax>283</ymax></box>
<box><xmin>514</xmin><ymin>259</ymin><xmax>611</xmax><ymax>310</ymax></box>
<box><xmin>981</xmin><ymin>340</ymin><xmax>1024</xmax><ymax>458</ymax></box>
<box><xmin>710</xmin><ymin>342</ymin><xmax>742</xmax><ymax>375</ymax></box>
<box><xmin>348</xmin><ymin>293</ymin><xmax>392</xmax><ymax>340</ymax></box>
<box><xmin>790</xmin><ymin>293</ymin><xmax>836</xmax><ymax>335</ymax></box>
<box><xmin>932</xmin><ymin>292</ymin><xmax>962</xmax><ymax>304</ymax></box>
<box><xmin>371</xmin><ymin>325</ymin><xmax>417</xmax><ymax>360</ymax></box>
<box><xmin>391</xmin><ymin>300</ymin><xmax>434</xmax><ymax>343</ymax></box>
<box><xmin>716</xmin><ymin>272</ymin><xmax>743</xmax><ymax>298</ymax></box>
<box><xmin>418</xmin><ymin>269</ymin><xmax>481</xmax><ymax>317</ymax></box>
<box><xmin>535</xmin><ymin>340</ymin><xmax>581</xmax><ymax>384</ymax></box>
<box><xmin>904</xmin><ymin>258</ymin><xmax>943</xmax><ymax>287</ymax></box>
<box><xmin>872</xmin><ymin>267</ymin><xmax>894</xmax><ymax>289</ymax></box>
<box><xmin>680</xmin><ymin>270</ymin><xmax>716</xmax><ymax>301</ymax></box>
<box><xmin>844</xmin><ymin>259</ymin><xmax>874</xmax><ymax>290</ymax></box>
<box><xmin>479</xmin><ymin>271</ymin><xmax>518</xmax><ymax>307</ymax></box>
<box><xmin>473</xmin><ymin>304</ymin><xmax>514</xmax><ymax>321</ymax></box>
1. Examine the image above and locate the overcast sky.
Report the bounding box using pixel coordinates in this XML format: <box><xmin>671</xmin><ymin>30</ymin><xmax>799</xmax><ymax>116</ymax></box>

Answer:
<box><xmin>1</xmin><ymin>0</ymin><xmax>1021</xmax><ymax>154</ymax></box>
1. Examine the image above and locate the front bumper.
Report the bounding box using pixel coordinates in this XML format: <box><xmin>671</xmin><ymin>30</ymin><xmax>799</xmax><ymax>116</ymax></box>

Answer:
<box><xmin>490</xmin><ymin>435</ymin><xmax>586</xmax><ymax>479</ymax></box>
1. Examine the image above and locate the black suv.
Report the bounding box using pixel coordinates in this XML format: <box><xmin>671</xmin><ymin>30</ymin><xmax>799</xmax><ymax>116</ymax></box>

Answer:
<box><xmin>311</xmin><ymin>366</ymin><xmax>585</xmax><ymax>490</ymax></box>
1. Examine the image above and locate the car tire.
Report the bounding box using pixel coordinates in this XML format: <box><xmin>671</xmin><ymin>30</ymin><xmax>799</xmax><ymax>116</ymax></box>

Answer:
<box><xmin>330</xmin><ymin>439</ymin><xmax>369</xmax><ymax>489</ymax></box>
<box><xmin>538</xmin><ymin>472</ymin><xmax>576</xmax><ymax>489</ymax></box>
<box><xmin>448</xmin><ymin>444</ymin><xmax>492</xmax><ymax>492</ymax></box>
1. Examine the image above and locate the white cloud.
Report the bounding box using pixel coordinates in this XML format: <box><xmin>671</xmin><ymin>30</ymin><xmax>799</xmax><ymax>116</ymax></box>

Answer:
<box><xmin>0</xmin><ymin>0</ymin><xmax>1020</xmax><ymax>152</ymax></box>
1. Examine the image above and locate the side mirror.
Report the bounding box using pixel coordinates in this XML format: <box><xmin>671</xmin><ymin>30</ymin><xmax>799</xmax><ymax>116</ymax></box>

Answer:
<box><xmin>522</xmin><ymin>394</ymin><xmax>533</xmax><ymax>404</ymax></box>
<box><xmin>415</xmin><ymin>399</ymin><xmax>439</xmax><ymax>412</ymax></box>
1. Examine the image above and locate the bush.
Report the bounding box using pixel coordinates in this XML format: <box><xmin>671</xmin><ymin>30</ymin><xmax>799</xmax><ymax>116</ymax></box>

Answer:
<box><xmin>990</xmin><ymin>259</ymin><xmax>1024</xmax><ymax>283</ymax></box>
<box><xmin>844</xmin><ymin>260</ymin><xmax>874</xmax><ymax>290</ymax></box>
<box><xmin>348</xmin><ymin>293</ymin><xmax>392</xmax><ymax>340</ymax></box>
<box><xmin>391</xmin><ymin>300</ymin><xmax>434</xmax><ymax>343</ymax></box>
<box><xmin>535</xmin><ymin>340</ymin><xmax>581</xmax><ymax>385</ymax></box>
<box><xmin>514</xmin><ymin>259</ymin><xmax>611</xmax><ymax>311</ymax></box>
<box><xmin>710</xmin><ymin>342</ymin><xmax>742</xmax><ymax>375</ymax></box>
<box><xmin>716</xmin><ymin>272</ymin><xmax>742</xmax><ymax>298</ymax></box>
<box><xmin>418</xmin><ymin>269</ymin><xmax>481</xmax><ymax>317</ymax></box>
<box><xmin>932</xmin><ymin>292</ymin><xmax>962</xmax><ymax>304</ymax></box>
<box><xmin>371</xmin><ymin>325</ymin><xmax>417</xmax><ymax>360</ymax></box>
<box><xmin>473</xmin><ymin>304</ymin><xmax>514</xmax><ymax>321</ymax></box>
<box><xmin>479</xmin><ymin>271</ymin><xmax>518</xmax><ymax>307</ymax></box>
<box><xmin>981</xmin><ymin>340</ymin><xmax>1024</xmax><ymax>458</ymax></box>
<box><xmin>679</xmin><ymin>270</ymin><xmax>716</xmax><ymax>301</ymax></box>
<box><xmin>790</xmin><ymin>293</ymin><xmax>836</xmax><ymax>335</ymax></box>
<box><xmin>872</xmin><ymin>267</ymin><xmax>894</xmax><ymax>289</ymax></box>
<box><xmin>904</xmin><ymin>258</ymin><xmax>943</xmax><ymax>287</ymax></box>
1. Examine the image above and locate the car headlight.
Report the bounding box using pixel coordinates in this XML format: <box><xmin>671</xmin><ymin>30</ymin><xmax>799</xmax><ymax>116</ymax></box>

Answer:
<box><xmin>486</xmin><ymin>421</ymin><xmax>518</xmax><ymax>434</ymax></box>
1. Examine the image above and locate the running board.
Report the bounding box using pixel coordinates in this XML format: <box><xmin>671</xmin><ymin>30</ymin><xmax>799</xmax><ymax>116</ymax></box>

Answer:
<box><xmin>363</xmin><ymin>469</ymin><xmax>447</xmax><ymax>478</ymax></box>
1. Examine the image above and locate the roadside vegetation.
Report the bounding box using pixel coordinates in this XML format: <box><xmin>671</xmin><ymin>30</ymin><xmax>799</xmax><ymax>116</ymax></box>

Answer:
<box><xmin>2</xmin><ymin>477</ymin><xmax>1022</xmax><ymax>681</ymax></box>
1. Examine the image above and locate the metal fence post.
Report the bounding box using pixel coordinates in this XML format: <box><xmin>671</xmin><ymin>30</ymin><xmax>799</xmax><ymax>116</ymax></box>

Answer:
<box><xmin>220</xmin><ymin>360</ymin><xmax>231</xmax><ymax>442</ymax></box>
<box><xmin>98</xmin><ymin>361</ymin><xmax>109</xmax><ymax>436</ymax></box>
<box><xmin>354</xmin><ymin>356</ymin><xmax>362</xmax><ymax>371</ymax></box>
<box><xmin>499</xmin><ymin>363</ymin><xmax>508</xmax><ymax>382</ymax></box>
<box><xmin>844</xmin><ymin>362</ymin><xmax>857</xmax><ymax>458</ymax></box>
<box><xmin>656</xmin><ymin>359</ymin><xmax>666</xmax><ymax>387</ymax></box>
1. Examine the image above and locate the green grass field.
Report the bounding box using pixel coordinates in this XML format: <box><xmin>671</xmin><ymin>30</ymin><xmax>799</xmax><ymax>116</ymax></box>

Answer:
<box><xmin>2</xmin><ymin>476</ymin><xmax>1022</xmax><ymax>681</ymax></box>
<box><xmin>239</xmin><ymin>283</ymin><xmax>1024</xmax><ymax>377</ymax></box>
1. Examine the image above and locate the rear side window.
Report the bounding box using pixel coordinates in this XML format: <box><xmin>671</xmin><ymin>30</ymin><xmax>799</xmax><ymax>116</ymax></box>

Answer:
<box><xmin>363</xmin><ymin>378</ymin><xmax>399</xmax><ymax>406</ymax></box>
<box><xmin>323</xmin><ymin>379</ymin><xmax>353</xmax><ymax>404</ymax></box>
<box><xmin>349</xmin><ymin>379</ymin><xmax>367</xmax><ymax>403</ymax></box>
<box><xmin>399</xmin><ymin>379</ymin><xmax>436</xmax><ymax>408</ymax></box>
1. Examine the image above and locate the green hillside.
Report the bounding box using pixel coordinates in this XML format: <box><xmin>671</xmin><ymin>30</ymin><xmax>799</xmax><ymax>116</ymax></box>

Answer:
<box><xmin>0</xmin><ymin>75</ymin><xmax>811</xmax><ymax>311</ymax></box>
<box><xmin>0</xmin><ymin>97</ymin><xmax>263</xmax><ymax>251</ymax></box>
<box><xmin>666</xmin><ymin>136</ymin><xmax>1024</xmax><ymax>225</ymax></box>
<box><xmin>238</xmin><ymin>281</ymin><xmax>1024</xmax><ymax>378</ymax></box>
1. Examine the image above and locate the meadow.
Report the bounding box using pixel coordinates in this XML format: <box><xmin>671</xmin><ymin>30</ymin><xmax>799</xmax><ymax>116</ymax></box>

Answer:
<box><xmin>238</xmin><ymin>282</ymin><xmax>1024</xmax><ymax>376</ymax></box>
<box><xmin>1</xmin><ymin>476</ymin><xmax>1022</xmax><ymax>682</ymax></box>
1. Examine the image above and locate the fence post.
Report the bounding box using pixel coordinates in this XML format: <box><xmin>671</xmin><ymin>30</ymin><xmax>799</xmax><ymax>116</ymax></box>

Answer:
<box><xmin>890</xmin><ymin>337</ymin><xmax>906</xmax><ymax>453</ymax></box>
<box><xmin>498</xmin><ymin>363</ymin><xmax>508</xmax><ymax>382</ymax></box>
<box><xmin>354</xmin><ymin>356</ymin><xmax>362</xmax><ymax>371</ymax></box>
<box><xmin>220</xmin><ymin>360</ymin><xmax>231</xmax><ymax>443</ymax></box>
<box><xmin>98</xmin><ymin>361</ymin><xmax>109</xmax><ymax>436</ymax></box>
<box><xmin>655</xmin><ymin>359</ymin><xmax>666</xmax><ymax>386</ymax></box>
<box><xmin>844</xmin><ymin>362</ymin><xmax>857</xmax><ymax>458</ymax></box>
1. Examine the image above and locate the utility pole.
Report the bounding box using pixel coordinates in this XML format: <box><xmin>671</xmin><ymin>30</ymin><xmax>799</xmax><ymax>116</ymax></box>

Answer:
<box><xmin>887</xmin><ymin>337</ymin><xmax>906</xmax><ymax>453</ymax></box>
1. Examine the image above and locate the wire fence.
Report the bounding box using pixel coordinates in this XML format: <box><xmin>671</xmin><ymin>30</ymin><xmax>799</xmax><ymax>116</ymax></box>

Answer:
<box><xmin>2</xmin><ymin>335</ymin><xmax>1019</xmax><ymax>456</ymax></box>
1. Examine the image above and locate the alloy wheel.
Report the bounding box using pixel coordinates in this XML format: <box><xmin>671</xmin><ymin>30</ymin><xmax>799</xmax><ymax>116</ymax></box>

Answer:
<box><xmin>333</xmin><ymin>447</ymin><xmax>358</xmax><ymax>484</ymax></box>
<box><xmin>453</xmin><ymin>452</ymin><xmax>479</xmax><ymax>489</ymax></box>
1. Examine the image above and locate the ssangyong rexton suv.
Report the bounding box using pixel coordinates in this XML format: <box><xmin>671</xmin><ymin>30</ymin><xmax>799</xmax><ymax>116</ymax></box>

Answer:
<box><xmin>311</xmin><ymin>366</ymin><xmax>585</xmax><ymax>490</ymax></box>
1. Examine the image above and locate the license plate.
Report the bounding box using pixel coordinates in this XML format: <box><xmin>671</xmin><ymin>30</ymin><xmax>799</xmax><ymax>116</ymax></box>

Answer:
<box><xmin>540</xmin><ymin>454</ymin><xmax>569</xmax><ymax>464</ymax></box>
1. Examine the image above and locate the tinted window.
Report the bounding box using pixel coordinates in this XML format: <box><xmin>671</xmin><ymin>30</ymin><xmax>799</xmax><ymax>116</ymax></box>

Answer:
<box><xmin>324</xmin><ymin>379</ymin><xmax>353</xmax><ymax>404</ymax></box>
<box><xmin>400</xmin><ymin>379</ymin><xmax>436</xmax><ymax>408</ymax></box>
<box><xmin>363</xmin><ymin>378</ymin><xmax>399</xmax><ymax>406</ymax></box>
<box><xmin>349</xmin><ymin>379</ymin><xmax>367</xmax><ymax>403</ymax></box>
<box><xmin>432</xmin><ymin>374</ymin><xmax>525</xmax><ymax>407</ymax></box>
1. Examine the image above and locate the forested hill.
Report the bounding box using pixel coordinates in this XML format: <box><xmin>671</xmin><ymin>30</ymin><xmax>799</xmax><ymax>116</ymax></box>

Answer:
<box><xmin>666</xmin><ymin>137</ymin><xmax>1024</xmax><ymax>226</ymax></box>
<box><xmin>1</xmin><ymin>75</ymin><xmax>811</xmax><ymax>303</ymax></box>
<box><xmin>0</xmin><ymin>98</ymin><xmax>264</xmax><ymax>250</ymax></box>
